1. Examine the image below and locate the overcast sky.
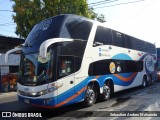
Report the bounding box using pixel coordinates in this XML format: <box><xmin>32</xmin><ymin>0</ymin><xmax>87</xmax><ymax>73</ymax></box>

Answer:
<box><xmin>0</xmin><ymin>0</ymin><xmax>160</xmax><ymax>47</ymax></box>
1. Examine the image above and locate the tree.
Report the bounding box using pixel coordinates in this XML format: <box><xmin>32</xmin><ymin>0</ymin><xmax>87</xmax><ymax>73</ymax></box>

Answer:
<box><xmin>11</xmin><ymin>0</ymin><xmax>105</xmax><ymax>38</ymax></box>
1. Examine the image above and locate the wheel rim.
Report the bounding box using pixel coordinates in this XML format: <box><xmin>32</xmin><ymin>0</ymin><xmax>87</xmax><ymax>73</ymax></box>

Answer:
<box><xmin>86</xmin><ymin>87</ymin><xmax>95</xmax><ymax>104</ymax></box>
<box><xmin>143</xmin><ymin>79</ymin><xmax>146</xmax><ymax>87</ymax></box>
<box><xmin>103</xmin><ymin>84</ymin><xmax>110</xmax><ymax>98</ymax></box>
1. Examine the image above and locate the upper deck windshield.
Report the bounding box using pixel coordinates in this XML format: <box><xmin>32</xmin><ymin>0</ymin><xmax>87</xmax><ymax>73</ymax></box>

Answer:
<box><xmin>23</xmin><ymin>15</ymin><xmax>65</xmax><ymax>53</ymax></box>
<box><xmin>23</xmin><ymin>15</ymin><xmax>93</xmax><ymax>54</ymax></box>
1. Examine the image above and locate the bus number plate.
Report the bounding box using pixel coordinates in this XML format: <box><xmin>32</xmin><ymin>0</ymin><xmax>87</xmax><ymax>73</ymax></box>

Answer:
<box><xmin>24</xmin><ymin>99</ymin><xmax>30</xmax><ymax>104</ymax></box>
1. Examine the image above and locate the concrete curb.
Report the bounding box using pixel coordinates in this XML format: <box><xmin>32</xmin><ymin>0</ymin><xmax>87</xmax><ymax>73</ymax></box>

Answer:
<box><xmin>0</xmin><ymin>92</ymin><xmax>17</xmax><ymax>99</ymax></box>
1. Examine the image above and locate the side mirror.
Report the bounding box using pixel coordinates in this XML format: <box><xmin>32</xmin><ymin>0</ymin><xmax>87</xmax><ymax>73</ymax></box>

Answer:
<box><xmin>5</xmin><ymin>47</ymin><xmax>22</xmax><ymax>64</ymax></box>
<box><xmin>39</xmin><ymin>38</ymin><xmax>73</xmax><ymax>59</ymax></box>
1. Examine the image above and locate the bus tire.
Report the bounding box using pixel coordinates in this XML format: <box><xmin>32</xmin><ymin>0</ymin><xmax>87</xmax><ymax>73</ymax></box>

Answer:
<box><xmin>148</xmin><ymin>75</ymin><xmax>153</xmax><ymax>85</ymax></box>
<box><xmin>101</xmin><ymin>81</ymin><xmax>112</xmax><ymax>101</ymax></box>
<box><xmin>142</xmin><ymin>76</ymin><xmax>147</xmax><ymax>88</ymax></box>
<box><xmin>83</xmin><ymin>84</ymin><xmax>97</xmax><ymax>107</ymax></box>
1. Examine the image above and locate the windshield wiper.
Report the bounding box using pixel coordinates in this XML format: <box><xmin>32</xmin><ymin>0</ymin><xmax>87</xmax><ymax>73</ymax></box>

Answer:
<box><xmin>37</xmin><ymin>70</ymin><xmax>46</xmax><ymax>79</ymax></box>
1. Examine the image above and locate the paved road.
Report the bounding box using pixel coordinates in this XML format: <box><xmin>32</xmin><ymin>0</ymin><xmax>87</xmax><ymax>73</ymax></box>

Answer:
<box><xmin>0</xmin><ymin>82</ymin><xmax>160</xmax><ymax>120</ymax></box>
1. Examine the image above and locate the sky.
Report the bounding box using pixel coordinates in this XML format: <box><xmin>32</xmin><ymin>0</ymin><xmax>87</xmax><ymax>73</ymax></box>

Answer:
<box><xmin>0</xmin><ymin>0</ymin><xmax>160</xmax><ymax>47</ymax></box>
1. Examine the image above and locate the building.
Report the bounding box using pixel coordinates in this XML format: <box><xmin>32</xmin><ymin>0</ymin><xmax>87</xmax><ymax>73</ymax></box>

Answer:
<box><xmin>0</xmin><ymin>35</ymin><xmax>24</xmax><ymax>53</ymax></box>
<box><xmin>0</xmin><ymin>35</ymin><xmax>24</xmax><ymax>92</ymax></box>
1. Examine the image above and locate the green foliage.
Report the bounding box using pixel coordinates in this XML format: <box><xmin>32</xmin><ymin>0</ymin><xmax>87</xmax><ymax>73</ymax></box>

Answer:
<box><xmin>11</xmin><ymin>0</ymin><xmax>105</xmax><ymax>38</ymax></box>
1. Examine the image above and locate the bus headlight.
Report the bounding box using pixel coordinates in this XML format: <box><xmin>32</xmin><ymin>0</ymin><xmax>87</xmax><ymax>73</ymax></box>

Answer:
<box><xmin>37</xmin><ymin>90</ymin><xmax>48</xmax><ymax>96</ymax></box>
<box><xmin>37</xmin><ymin>87</ymin><xmax>55</xmax><ymax>96</ymax></box>
<box><xmin>18</xmin><ymin>87</ymin><xmax>55</xmax><ymax>97</ymax></box>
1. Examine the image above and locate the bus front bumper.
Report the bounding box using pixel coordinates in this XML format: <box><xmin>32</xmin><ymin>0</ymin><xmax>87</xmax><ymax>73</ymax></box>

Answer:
<box><xmin>18</xmin><ymin>95</ymin><xmax>56</xmax><ymax>109</ymax></box>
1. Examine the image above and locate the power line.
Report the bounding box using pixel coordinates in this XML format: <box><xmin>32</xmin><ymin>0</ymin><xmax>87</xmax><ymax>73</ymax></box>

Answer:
<box><xmin>89</xmin><ymin>0</ymin><xmax>117</xmax><ymax>5</ymax></box>
<box><xmin>0</xmin><ymin>24</ymin><xmax>15</xmax><ymax>26</ymax></box>
<box><xmin>0</xmin><ymin>0</ymin><xmax>145</xmax><ymax>12</ymax></box>
<box><xmin>0</xmin><ymin>17</ymin><xmax>13</xmax><ymax>23</ymax></box>
<box><xmin>0</xmin><ymin>22</ymin><xmax>15</xmax><ymax>26</ymax></box>
<box><xmin>0</xmin><ymin>27</ymin><xmax>15</xmax><ymax>33</ymax></box>
<box><xmin>0</xmin><ymin>15</ymin><xmax>13</xmax><ymax>19</ymax></box>
<box><xmin>117</xmin><ymin>0</ymin><xmax>154</xmax><ymax>27</ymax></box>
<box><xmin>0</xmin><ymin>19</ymin><xmax>13</xmax><ymax>25</ymax></box>
<box><xmin>0</xmin><ymin>10</ymin><xmax>14</xmax><ymax>12</ymax></box>
<box><xmin>0</xmin><ymin>26</ymin><xmax>16</xmax><ymax>31</ymax></box>
<box><xmin>0</xmin><ymin>25</ymin><xmax>16</xmax><ymax>29</ymax></box>
<box><xmin>89</xmin><ymin>0</ymin><xmax>120</xmax><ymax>7</ymax></box>
<box><xmin>0</xmin><ymin>26</ymin><xmax>16</xmax><ymax>30</ymax></box>
<box><xmin>94</xmin><ymin>0</ymin><xmax>146</xmax><ymax>9</ymax></box>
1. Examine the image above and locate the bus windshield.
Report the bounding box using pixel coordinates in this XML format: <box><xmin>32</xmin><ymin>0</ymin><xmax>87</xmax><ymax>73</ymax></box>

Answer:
<box><xmin>19</xmin><ymin>51</ymin><xmax>54</xmax><ymax>86</ymax></box>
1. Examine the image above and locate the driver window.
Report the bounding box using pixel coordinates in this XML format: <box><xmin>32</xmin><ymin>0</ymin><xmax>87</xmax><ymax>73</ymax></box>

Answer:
<box><xmin>24</xmin><ymin>59</ymin><xmax>35</xmax><ymax>78</ymax></box>
<box><xmin>58</xmin><ymin>56</ymin><xmax>74</xmax><ymax>78</ymax></box>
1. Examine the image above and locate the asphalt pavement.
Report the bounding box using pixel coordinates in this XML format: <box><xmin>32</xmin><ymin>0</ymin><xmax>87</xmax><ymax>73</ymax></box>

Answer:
<box><xmin>1</xmin><ymin>82</ymin><xmax>160</xmax><ymax>120</ymax></box>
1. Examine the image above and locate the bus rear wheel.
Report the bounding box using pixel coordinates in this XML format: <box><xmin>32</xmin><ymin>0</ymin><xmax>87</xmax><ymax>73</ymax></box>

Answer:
<box><xmin>148</xmin><ymin>75</ymin><xmax>153</xmax><ymax>85</ymax></box>
<box><xmin>142</xmin><ymin>76</ymin><xmax>147</xmax><ymax>87</ymax></box>
<box><xmin>101</xmin><ymin>82</ymin><xmax>111</xmax><ymax>101</ymax></box>
<box><xmin>83</xmin><ymin>84</ymin><xmax>97</xmax><ymax>107</ymax></box>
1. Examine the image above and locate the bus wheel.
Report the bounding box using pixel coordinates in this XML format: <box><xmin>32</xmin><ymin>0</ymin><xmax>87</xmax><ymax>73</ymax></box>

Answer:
<box><xmin>83</xmin><ymin>84</ymin><xmax>97</xmax><ymax>107</ymax></box>
<box><xmin>148</xmin><ymin>75</ymin><xmax>153</xmax><ymax>85</ymax></box>
<box><xmin>142</xmin><ymin>76</ymin><xmax>147</xmax><ymax>87</ymax></box>
<box><xmin>101</xmin><ymin>82</ymin><xmax>111</xmax><ymax>101</ymax></box>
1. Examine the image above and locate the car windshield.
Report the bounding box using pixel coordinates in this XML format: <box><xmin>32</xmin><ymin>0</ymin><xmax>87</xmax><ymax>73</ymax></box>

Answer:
<box><xmin>19</xmin><ymin>50</ymin><xmax>54</xmax><ymax>86</ymax></box>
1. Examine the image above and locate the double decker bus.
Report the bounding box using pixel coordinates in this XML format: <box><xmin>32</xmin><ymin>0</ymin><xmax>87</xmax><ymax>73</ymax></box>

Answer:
<box><xmin>5</xmin><ymin>14</ymin><xmax>156</xmax><ymax>108</ymax></box>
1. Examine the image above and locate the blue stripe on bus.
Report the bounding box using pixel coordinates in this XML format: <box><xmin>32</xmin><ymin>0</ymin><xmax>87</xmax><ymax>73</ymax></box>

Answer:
<box><xmin>55</xmin><ymin>72</ymin><xmax>138</xmax><ymax>106</ymax></box>
<box><xmin>112</xmin><ymin>53</ymin><xmax>132</xmax><ymax>60</ymax></box>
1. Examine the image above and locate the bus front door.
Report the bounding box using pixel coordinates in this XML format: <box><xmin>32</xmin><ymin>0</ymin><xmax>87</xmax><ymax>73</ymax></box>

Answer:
<box><xmin>57</xmin><ymin>56</ymin><xmax>75</xmax><ymax>107</ymax></box>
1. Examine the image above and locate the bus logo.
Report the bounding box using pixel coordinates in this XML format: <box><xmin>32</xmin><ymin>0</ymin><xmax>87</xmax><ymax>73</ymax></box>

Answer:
<box><xmin>24</xmin><ymin>87</ymin><xmax>29</xmax><ymax>92</ymax></box>
<box><xmin>110</xmin><ymin>62</ymin><xmax>116</xmax><ymax>74</ymax></box>
<box><xmin>146</xmin><ymin>56</ymin><xmax>154</xmax><ymax>71</ymax></box>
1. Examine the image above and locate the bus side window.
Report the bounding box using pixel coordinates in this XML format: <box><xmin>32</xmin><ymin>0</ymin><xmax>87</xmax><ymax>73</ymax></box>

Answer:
<box><xmin>93</xmin><ymin>26</ymin><xmax>113</xmax><ymax>47</ymax></box>
<box><xmin>134</xmin><ymin>39</ymin><xmax>146</xmax><ymax>52</ymax></box>
<box><xmin>112</xmin><ymin>31</ymin><xmax>125</xmax><ymax>47</ymax></box>
<box><xmin>125</xmin><ymin>35</ymin><xmax>131</xmax><ymax>49</ymax></box>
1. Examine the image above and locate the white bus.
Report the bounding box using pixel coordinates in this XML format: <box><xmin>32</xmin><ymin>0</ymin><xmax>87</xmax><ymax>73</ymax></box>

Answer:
<box><xmin>5</xmin><ymin>14</ymin><xmax>156</xmax><ymax>108</ymax></box>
